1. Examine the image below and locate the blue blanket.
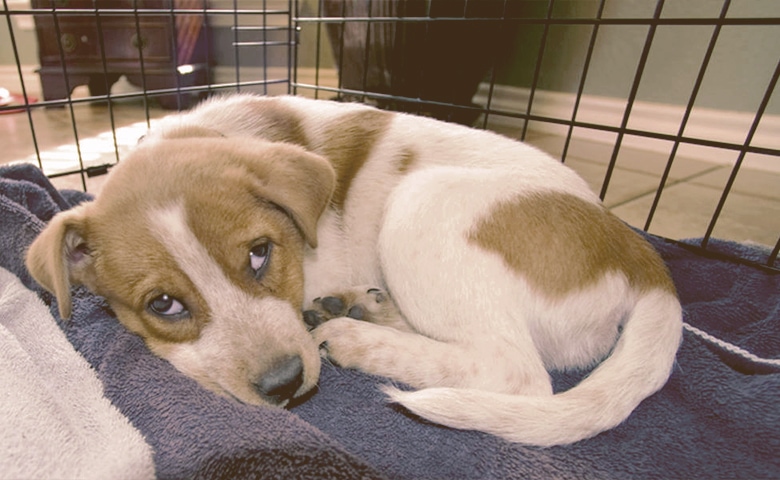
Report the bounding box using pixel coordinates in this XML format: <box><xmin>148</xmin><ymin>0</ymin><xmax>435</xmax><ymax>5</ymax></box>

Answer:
<box><xmin>1</xmin><ymin>163</ymin><xmax>778</xmax><ymax>479</ymax></box>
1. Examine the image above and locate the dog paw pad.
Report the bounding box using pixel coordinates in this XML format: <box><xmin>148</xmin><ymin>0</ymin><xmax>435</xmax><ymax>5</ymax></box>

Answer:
<box><xmin>320</xmin><ymin>296</ymin><xmax>345</xmax><ymax>316</ymax></box>
<box><xmin>305</xmin><ymin>286</ymin><xmax>397</xmax><ymax>327</ymax></box>
<box><xmin>303</xmin><ymin>310</ymin><xmax>326</xmax><ymax>330</ymax></box>
<box><xmin>347</xmin><ymin>304</ymin><xmax>365</xmax><ymax>320</ymax></box>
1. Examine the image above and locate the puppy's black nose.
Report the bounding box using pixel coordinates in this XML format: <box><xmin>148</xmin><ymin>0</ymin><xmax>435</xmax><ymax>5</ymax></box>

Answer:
<box><xmin>254</xmin><ymin>355</ymin><xmax>304</xmax><ymax>404</ymax></box>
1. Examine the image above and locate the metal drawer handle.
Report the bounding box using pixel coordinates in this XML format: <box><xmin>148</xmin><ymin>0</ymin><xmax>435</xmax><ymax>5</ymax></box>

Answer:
<box><xmin>131</xmin><ymin>33</ymin><xmax>148</xmax><ymax>51</ymax></box>
<box><xmin>60</xmin><ymin>33</ymin><xmax>77</xmax><ymax>53</ymax></box>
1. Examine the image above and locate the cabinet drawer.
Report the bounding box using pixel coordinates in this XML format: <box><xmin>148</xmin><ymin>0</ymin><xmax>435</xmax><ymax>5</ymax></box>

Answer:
<box><xmin>34</xmin><ymin>18</ymin><xmax>174</xmax><ymax>65</ymax></box>
<box><xmin>102</xmin><ymin>23</ymin><xmax>173</xmax><ymax>63</ymax></box>
<box><xmin>35</xmin><ymin>18</ymin><xmax>100</xmax><ymax>62</ymax></box>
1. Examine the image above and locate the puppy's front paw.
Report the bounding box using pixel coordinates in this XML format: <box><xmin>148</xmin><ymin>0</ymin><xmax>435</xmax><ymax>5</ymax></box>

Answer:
<box><xmin>311</xmin><ymin>317</ymin><xmax>378</xmax><ymax>369</ymax></box>
<box><xmin>303</xmin><ymin>286</ymin><xmax>395</xmax><ymax>330</ymax></box>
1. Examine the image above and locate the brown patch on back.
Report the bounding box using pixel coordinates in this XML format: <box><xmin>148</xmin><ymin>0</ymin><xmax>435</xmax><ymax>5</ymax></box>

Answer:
<box><xmin>396</xmin><ymin>148</ymin><xmax>417</xmax><ymax>174</ymax></box>
<box><xmin>320</xmin><ymin>108</ymin><xmax>393</xmax><ymax>210</ymax></box>
<box><xmin>247</xmin><ymin>98</ymin><xmax>309</xmax><ymax>148</ymax></box>
<box><xmin>468</xmin><ymin>192</ymin><xmax>676</xmax><ymax>298</ymax></box>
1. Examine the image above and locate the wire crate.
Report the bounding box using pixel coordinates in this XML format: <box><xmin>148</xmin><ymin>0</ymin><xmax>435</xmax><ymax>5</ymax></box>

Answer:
<box><xmin>1</xmin><ymin>0</ymin><xmax>778</xmax><ymax>270</ymax></box>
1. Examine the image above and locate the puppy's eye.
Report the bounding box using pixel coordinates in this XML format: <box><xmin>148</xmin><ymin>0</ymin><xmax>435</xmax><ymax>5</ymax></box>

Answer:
<box><xmin>250</xmin><ymin>241</ymin><xmax>272</xmax><ymax>279</ymax></box>
<box><xmin>148</xmin><ymin>294</ymin><xmax>188</xmax><ymax>318</ymax></box>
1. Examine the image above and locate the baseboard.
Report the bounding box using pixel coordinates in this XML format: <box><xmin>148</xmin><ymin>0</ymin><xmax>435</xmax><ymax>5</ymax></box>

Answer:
<box><xmin>475</xmin><ymin>83</ymin><xmax>780</xmax><ymax>173</ymax></box>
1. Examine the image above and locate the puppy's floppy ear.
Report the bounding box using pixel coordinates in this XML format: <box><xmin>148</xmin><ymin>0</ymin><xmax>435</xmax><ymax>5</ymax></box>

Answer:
<box><xmin>25</xmin><ymin>204</ymin><xmax>96</xmax><ymax>319</ymax></box>
<box><xmin>239</xmin><ymin>144</ymin><xmax>336</xmax><ymax>248</ymax></box>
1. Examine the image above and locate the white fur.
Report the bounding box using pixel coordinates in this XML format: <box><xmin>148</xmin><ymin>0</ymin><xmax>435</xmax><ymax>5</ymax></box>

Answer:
<box><xmin>382</xmin><ymin>291</ymin><xmax>682</xmax><ymax>446</ymax></box>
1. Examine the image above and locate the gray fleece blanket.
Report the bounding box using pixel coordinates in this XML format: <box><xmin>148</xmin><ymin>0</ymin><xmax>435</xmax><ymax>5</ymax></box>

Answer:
<box><xmin>1</xmin><ymin>163</ymin><xmax>778</xmax><ymax>479</ymax></box>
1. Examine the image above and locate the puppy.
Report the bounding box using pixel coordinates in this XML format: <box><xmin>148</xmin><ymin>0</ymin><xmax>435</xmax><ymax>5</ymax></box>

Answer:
<box><xmin>26</xmin><ymin>94</ymin><xmax>682</xmax><ymax>446</ymax></box>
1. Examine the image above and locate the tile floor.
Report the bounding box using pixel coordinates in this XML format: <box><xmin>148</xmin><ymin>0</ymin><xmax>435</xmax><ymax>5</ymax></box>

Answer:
<box><xmin>2</xmin><ymin>69</ymin><xmax>778</xmax><ymax>249</ymax></box>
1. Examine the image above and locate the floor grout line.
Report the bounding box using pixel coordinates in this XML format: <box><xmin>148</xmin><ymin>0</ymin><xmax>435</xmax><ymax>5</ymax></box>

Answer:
<box><xmin>606</xmin><ymin>164</ymin><xmax>727</xmax><ymax>210</ymax></box>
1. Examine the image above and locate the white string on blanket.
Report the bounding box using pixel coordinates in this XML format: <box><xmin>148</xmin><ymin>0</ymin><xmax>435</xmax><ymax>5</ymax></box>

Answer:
<box><xmin>683</xmin><ymin>322</ymin><xmax>780</xmax><ymax>368</ymax></box>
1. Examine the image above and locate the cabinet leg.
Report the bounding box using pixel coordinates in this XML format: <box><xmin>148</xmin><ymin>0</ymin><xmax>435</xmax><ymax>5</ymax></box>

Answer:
<box><xmin>88</xmin><ymin>74</ymin><xmax>121</xmax><ymax>98</ymax></box>
<box><xmin>38</xmin><ymin>71</ymin><xmax>91</xmax><ymax>103</ymax></box>
<box><xmin>37</xmin><ymin>71</ymin><xmax>122</xmax><ymax>105</ymax></box>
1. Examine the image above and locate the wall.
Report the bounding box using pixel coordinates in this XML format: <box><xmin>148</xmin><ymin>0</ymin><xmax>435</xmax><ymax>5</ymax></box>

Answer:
<box><xmin>495</xmin><ymin>0</ymin><xmax>780</xmax><ymax>114</ymax></box>
<box><xmin>3</xmin><ymin>0</ymin><xmax>778</xmax><ymax>116</ymax></box>
<box><xmin>1</xmin><ymin>0</ymin><xmax>37</xmax><ymax>66</ymax></box>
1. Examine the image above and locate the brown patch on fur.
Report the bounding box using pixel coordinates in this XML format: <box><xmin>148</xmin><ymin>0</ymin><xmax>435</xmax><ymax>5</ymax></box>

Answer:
<box><xmin>185</xmin><ymin>187</ymin><xmax>308</xmax><ymax>313</ymax></box>
<box><xmin>213</xmin><ymin>142</ymin><xmax>335</xmax><ymax>248</ymax></box>
<box><xmin>128</xmin><ymin>138</ymin><xmax>325</xmax><ymax>319</ymax></box>
<box><xmin>95</xmin><ymin>227</ymin><xmax>209</xmax><ymax>344</ymax></box>
<box><xmin>246</xmin><ymin>98</ymin><xmax>309</xmax><ymax>148</ymax></box>
<box><xmin>320</xmin><ymin>109</ymin><xmax>393</xmax><ymax>211</ymax></box>
<box><xmin>468</xmin><ymin>192</ymin><xmax>676</xmax><ymax>298</ymax></box>
<box><xmin>396</xmin><ymin>148</ymin><xmax>417</xmax><ymax>174</ymax></box>
<box><xmin>26</xmin><ymin>137</ymin><xmax>334</xmax><ymax>346</ymax></box>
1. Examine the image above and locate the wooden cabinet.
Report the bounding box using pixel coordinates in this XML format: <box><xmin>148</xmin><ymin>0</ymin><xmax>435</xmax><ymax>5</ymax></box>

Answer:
<box><xmin>32</xmin><ymin>0</ymin><xmax>211</xmax><ymax>109</ymax></box>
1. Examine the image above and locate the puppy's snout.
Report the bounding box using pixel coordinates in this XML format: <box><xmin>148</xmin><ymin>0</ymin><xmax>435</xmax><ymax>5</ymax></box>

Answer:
<box><xmin>255</xmin><ymin>355</ymin><xmax>304</xmax><ymax>404</ymax></box>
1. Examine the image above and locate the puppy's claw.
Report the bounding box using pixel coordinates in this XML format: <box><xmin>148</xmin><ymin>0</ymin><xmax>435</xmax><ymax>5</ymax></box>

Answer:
<box><xmin>318</xmin><ymin>340</ymin><xmax>329</xmax><ymax>354</ymax></box>
<box><xmin>367</xmin><ymin>288</ymin><xmax>386</xmax><ymax>303</ymax></box>
<box><xmin>317</xmin><ymin>340</ymin><xmax>344</xmax><ymax>367</ymax></box>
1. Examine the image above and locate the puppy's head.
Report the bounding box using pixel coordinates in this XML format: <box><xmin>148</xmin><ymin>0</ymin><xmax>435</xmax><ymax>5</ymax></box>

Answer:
<box><xmin>26</xmin><ymin>136</ymin><xmax>335</xmax><ymax>407</ymax></box>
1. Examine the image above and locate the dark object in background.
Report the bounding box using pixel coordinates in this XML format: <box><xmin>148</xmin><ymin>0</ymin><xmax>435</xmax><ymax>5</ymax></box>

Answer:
<box><xmin>32</xmin><ymin>0</ymin><xmax>212</xmax><ymax>110</ymax></box>
<box><xmin>324</xmin><ymin>0</ymin><xmax>519</xmax><ymax>126</ymax></box>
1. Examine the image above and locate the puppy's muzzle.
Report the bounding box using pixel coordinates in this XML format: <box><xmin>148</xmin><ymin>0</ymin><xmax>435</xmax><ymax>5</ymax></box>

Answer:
<box><xmin>254</xmin><ymin>355</ymin><xmax>304</xmax><ymax>405</ymax></box>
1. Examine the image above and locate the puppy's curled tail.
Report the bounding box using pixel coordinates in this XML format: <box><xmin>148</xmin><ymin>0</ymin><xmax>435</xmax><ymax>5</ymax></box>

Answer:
<box><xmin>382</xmin><ymin>290</ymin><xmax>682</xmax><ymax>447</ymax></box>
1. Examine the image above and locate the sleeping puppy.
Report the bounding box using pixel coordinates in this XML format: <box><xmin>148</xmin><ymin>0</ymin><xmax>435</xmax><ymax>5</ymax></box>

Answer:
<box><xmin>25</xmin><ymin>94</ymin><xmax>682</xmax><ymax>446</ymax></box>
